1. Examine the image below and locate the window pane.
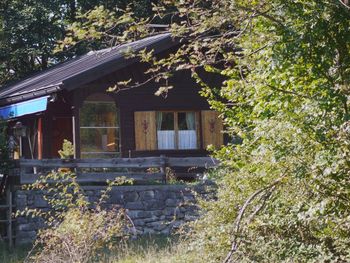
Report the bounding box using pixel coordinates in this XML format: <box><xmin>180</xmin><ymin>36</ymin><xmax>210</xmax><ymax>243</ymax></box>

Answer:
<box><xmin>80</xmin><ymin>95</ymin><xmax>120</xmax><ymax>158</ymax></box>
<box><xmin>178</xmin><ymin>112</ymin><xmax>187</xmax><ymax>130</ymax></box>
<box><xmin>157</xmin><ymin>131</ymin><xmax>175</xmax><ymax>149</ymax></box>
<box><xmin>80</xmin><ymin>102</ymin><xmax>118</xmax><ymax>127</ymax></box>
<box><xmin>178</xmin><ymin>130</ymin><xmax>197</xmax><ymax>149</ymax></box>
<box><xmin>179</xmin><ymin>112</ymin><xmax>197</xmax><ymax>149</ymax></box>
<box><xmin>157</xmin><ymin>112</ymin><xmax>175</xmax><ymax>149</ymax></box>
<box><xmin>80</xmin><ymin>128</ymin><xmax>119</xmax><ymax>154</ymax></box>
<box><xmin>157</xmin><ymin>112</ymin><xmax>174</xmax><ymax>130</ymax></box>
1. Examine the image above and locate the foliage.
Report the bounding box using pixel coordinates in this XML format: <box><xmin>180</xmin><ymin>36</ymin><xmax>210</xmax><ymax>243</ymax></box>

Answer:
<box><xmin>19</xmin><ymin>170</ymin><xmax>133</xmax><ymax>263</ymax></box>
<box><xmin>18</xmin><ymin>141</ymin><xmax>134</xmax><ymax>262</ymax></box>
<box><xmin>58</xmin><ymin>139</ymin><xmax>74</xmax><ymax>159</ymax></box>
<box><xmin>0</xmin><ymin>0</ymin><xmax>155</xmax><ymax>86</ymax></box>
<box><xmin>0</xmin><ymin>120</ymin><xmax>12</xmax><ymax>177</ymax></box>
<box><xmin>63</xmin><ymin>0</ymin><xmax>350</xmax><ymax>262</ymax></box>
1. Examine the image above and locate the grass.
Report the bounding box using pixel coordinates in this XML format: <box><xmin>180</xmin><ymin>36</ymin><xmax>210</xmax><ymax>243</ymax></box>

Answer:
<box><xmin>0</xmin><ymin>235</ymin><xmax>200</xmax><ymax>263</ymax></box>
<box><xmin>0</xmin><ymin>242</ymin><xmax>31</xmax><ymax>263</ymax></box>
<box><xmin>105</xmin><ymin>235</ymin><xmax>199</xmax><ymax>263</ymax></box>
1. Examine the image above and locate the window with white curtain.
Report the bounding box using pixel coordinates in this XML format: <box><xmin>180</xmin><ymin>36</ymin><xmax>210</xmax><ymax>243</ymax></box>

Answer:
<box><xmin>157</xmin><ymin>111</ymin><xmax>198</xmax><ymax>150</ymax></box>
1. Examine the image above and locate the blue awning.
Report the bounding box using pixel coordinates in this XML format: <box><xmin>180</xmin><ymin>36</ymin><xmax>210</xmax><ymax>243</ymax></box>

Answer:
<box><xmin>0</xmin><ymin>96</ymin><xmax>49</xmax><ymax>120</ymax></box>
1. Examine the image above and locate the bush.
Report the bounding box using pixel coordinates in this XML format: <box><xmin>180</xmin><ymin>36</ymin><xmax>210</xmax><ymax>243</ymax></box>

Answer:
<box><xmin>19</xmin><ymin>170</ymin><xmax>133</xmax><ymax>263</ymax></box>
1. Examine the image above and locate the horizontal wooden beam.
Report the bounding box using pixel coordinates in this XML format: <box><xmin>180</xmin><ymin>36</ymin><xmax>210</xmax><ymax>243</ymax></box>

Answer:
<box><xmin>20</xmin><ymin>173</ymin><xmax>165</xmax><ymax>184</ymax></box>
<box><xmin>19</xmin><ymin>157</ymin><xmax>164</xmax><ymax>168</ymax></box>
<box><xmin>19</xmin><ymin>157</ymin><xmax>219</xmax><ymax>169</ymax></box>
<box><xmin>167</xmin><ymin>157</ymin><xmax>218</xmax><ymax>167</ymax></box>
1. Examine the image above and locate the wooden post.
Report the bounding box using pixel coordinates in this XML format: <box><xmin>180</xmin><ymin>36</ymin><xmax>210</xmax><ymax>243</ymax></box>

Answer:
<box><xmin>37</xmin><ymin>117</ymin><xmax>43</xmax><ymax>160</ymax></box>
<box><xmin>160</xmin><ymin>155</ymin><xmax>167</xmax><ymax>184</ymax></box>
<box><xmin>6</xmin><ymin>187</ymin><xmax>13</xmax><ymax>250</ymax></box>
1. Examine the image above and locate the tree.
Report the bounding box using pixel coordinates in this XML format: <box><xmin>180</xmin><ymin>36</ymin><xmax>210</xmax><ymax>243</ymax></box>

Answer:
<box><xmin>0</xmin><ymin>0</ymin><xmax>155</xmax><ymax>86</ymax></box>
<box><xmin>62</xmin><ymin>1</ymin><xmax>350</xmax><ymax>261</ymax></box>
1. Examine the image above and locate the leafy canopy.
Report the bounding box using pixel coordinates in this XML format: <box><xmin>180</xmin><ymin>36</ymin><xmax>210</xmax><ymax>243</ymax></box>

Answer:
<box><xmin>30</xmin><ymin>0</ymin><xmax>350</xmax><ymax>261</ymax></box>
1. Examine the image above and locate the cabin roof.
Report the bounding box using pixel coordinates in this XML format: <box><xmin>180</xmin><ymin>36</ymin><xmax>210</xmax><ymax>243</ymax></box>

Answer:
<box><xmin>0</xmin><ymin>33</ymin><xmax>174</xmax><ymax>106</ymax></box>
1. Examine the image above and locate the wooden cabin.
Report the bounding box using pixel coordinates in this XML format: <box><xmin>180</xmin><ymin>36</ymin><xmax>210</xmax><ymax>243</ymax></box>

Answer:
<box><xmin>0</xmin><ymin>33</ymin><xmax>224</xmax><ymax>160</ymax></box>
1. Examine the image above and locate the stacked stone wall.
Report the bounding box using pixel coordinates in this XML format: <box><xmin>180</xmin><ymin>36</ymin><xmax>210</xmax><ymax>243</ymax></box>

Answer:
<box><xmin>14</xmin><ymin>183</ymin><xmax>215</xmax><ymax>244</ymax></box>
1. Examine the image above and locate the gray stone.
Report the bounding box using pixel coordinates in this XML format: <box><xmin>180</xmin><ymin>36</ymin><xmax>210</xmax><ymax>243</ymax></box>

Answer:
<box><xmin>88</xmin><ymin>196</ymin><xmax>99</xmax><ymax>204</ymax></box>
<box><xmin>137</xmin><ymin>211</ymin><xmax>153</xmax><ymax>218</ymax></box>
<box><xmin>167</xmin><ymin>191</ymin><xmax>180</xmax><ymax>199</ymax></box>
<box><xmin>175</xmin><ymin>209</ymin><xmax>184</xmax><ymax>219</ymax></box>
<box><xmin>154</xmin><ymin>190</ymin><xmax>166</xmax><ymax>200</ymax></box>
<box><xmin>140</xmin><ymin>190</ymin><xmax>155</xmax><ymax>200</ymax></box>
<box><xmin>143</xmin><ymin>228</ymin><xmax>155</xmax><ymax>234</ymax></box>
<box><xmin>14</xmin><ymin>183</ymin><xmax>217</xmax><ymax>244</ymax></box>
<box><xmin>125</xmin><ymin>202</ymin><xmax>144</xmax><ymax>210</ymax></box>
<box><xmin>146</xmin><ymin>221</ymin><xmax>167</xmax><ymax>231</ymax></box>
<box><xmin>109</xmin><ymin>191</ymin><xmax>124</xmax><ymax>203</ymax></box>
<box><xmin>150</xmin><ymin>210</ymin><xmax>163</xmax><ymax>217</ymax></box>
<box><xmin>18</xmin><ymin>223</ymin><xmax>35</xmax><ymax>231</ymax></box>
<box><xmin>17</xmin><ymin>230</ymin><xmax>36</xmax><ymax>239</ymax></box>
<box><xmin>124</xmin><ymin>192</ymin><xmax>139</xmax><ymax>202</ymax></box>
<box><xmin>184</xmin><ymin>214</ymin><xmax>198</xmax><ymax>222</ymax></box>
<box><xmin>165</xmin><ymin>198</ymin><xmax>178</xmax><ymax>207</ymax></box>
<box><xmin>171</xmin><ymin>220</ymin><xmax>185</xmax><ymax>229</ymax></box>
<box><xmin>85</xmin><ymin>190</ymin><xmax>94</xmax><ymax>196</ymax></box>
<box><xmin>16</xmin><ymin>217</ymin><xmax>28</xmax><ymax>224</ymax></box>
<box><xmin>161</xmin><ymin>228</ymin><xmax>171</xmax><ymax>235</ymax></box>
<box><xmin>127</xmin><ymin>210</ymin><xmax>152</xmax><ymax>219</ymax></box>
<box><xmin>143</xmin><ymin>216</ymin><xmax>158</xmax><ymax>223</ymax></box>
<box><xmin>133</xmin><ymin>219</ymin><xmax>146</xmax><ymax>226</ymax></box>
<box><xmin>16</xmin><ymin>195</ymin><xmax>27</xmax><ymax>207</ymax></box>
<box><xmin>183</xmin><ymin>195</ymin><xmax>195</xmax><ymax>202</ymax></box>
<box><xmin>163</xmin><ymin>207</ymin><xmax>176</xmax><ymax>216</ymax></box>
<box><xmin>34</xmin><ymin>195</ymin><xmax>48</xmax><ymax>208</ymax></box>
<box><xmin>143</xmin><ymin>200</ymin><xmax>164</xmax><ymax>210</ymax></box>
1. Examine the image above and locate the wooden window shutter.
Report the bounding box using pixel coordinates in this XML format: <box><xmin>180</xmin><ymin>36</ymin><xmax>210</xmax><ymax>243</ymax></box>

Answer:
<box><xmin>134</xmin><ymin>111</ymin><xmax>157</xmax><ymax>150</ymax></box>
<box><xmin>201</xmin><ymin>110</ymin><xmax>224</xmax><ymax>149</ymax></box>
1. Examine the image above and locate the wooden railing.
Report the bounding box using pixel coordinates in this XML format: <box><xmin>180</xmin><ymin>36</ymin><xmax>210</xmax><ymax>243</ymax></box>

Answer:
<box><xmin>18</xmin><ymin>156</ymin><xmax>219</xmax><ymax>184</ymax></box>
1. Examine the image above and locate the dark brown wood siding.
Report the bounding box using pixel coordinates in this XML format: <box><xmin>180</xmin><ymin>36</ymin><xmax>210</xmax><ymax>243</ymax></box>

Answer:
<box><xmin>69</xmin><ymin>63</ymin><xmax>214</xmax><ymax>158</ymax></box>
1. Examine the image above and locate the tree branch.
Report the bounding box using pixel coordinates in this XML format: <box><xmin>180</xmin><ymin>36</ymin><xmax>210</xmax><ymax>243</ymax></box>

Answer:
<box><xmin>223</xmin><ymin>176</ymin><xmax>285</xmax><ymax>263</ymax></box>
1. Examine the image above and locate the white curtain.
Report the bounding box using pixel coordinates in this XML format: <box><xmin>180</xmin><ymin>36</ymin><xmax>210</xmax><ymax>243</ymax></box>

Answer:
<box><xmin>156</xmin><ymin>112</ymin><xmax>163</xmax><ymax>130</ymax></box>
<box><xmin>157</xmin><ymin>131</ymin><xmax>175</xmax><ymax>149</ymax></box>
<box><xmin>178</xmin><ymin>130</ymin><xmax>197</xmax><ymax>149</ymax></box>
<box><xmin>185</xmin><ymin>112</ymin><xmax>196</xmax><ymax>130</ymax></box>
<box><xmin>179</xmin><ymin>112</ymin><xmax>197</xmax><ymax>149</ymax></box>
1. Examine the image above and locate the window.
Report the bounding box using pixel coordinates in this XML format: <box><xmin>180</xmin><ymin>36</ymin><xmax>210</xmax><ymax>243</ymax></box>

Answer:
<box><xmin>80</xmin><ymin>94</ymin><xmax>120</xmax><ymax>158</ymax></box>
<box><xmin>157</xmin><ymin>111</ymin><xmax>199</xmax><ymax>150</ymax></box>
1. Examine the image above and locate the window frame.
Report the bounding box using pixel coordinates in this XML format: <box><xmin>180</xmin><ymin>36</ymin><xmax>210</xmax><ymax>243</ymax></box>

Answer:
<box><xmin>156</xmin><ymin>110</ymin><xmax>201</xmax><ymax>150</ymax></box>
<box><xmin>79</xmin><ymin>97</ymin><xmax>121</xmax><ymax>158</ymax></box>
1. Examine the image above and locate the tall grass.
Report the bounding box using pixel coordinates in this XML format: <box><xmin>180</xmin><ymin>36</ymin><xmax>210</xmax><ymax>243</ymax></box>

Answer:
<box><xmin>0</xmin><ymin>235</ymin><xmax>203</xmax><ymax>263</ymax></box>
<box><xmin>0</xmin><ymin>242</ymin><xmax>30</xmax><ymax>263</ymax></box>
<box><xmin>106</xmin><ymin>235</ymin><xmax>202</xmax><ymax>263</ymax></box>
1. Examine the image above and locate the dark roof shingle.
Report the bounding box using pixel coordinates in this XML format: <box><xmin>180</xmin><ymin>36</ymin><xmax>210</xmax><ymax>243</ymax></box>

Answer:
<box><xmin>0</xmin><ymin>33</ymin><xmax>173</xmax><ymax>105</ymax></box>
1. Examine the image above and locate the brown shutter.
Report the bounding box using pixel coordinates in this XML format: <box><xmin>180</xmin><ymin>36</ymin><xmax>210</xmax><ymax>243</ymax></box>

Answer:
<box><xmin>201</xmin><ymin>110</ymin><xmax>224</xmax><ymax>149</ymax></box>
<box><xmin>134</xmin><ymin>111</ymin><xmax>157</xmax><ymax>151</ymax></box>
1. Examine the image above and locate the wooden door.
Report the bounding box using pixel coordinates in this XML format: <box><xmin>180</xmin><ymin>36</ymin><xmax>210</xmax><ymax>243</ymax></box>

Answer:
<box><xmin>51</xmin><ymin>117</ymin><xmax>73</xmax><ymax>157</ymax></box>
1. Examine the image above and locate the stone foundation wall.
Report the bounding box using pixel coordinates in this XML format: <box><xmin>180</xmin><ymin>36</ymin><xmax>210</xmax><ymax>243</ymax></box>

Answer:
<box><xmin>14</xmin><ymin>182</ymin><xmax>215</xmax><ymax>244</ymax></box>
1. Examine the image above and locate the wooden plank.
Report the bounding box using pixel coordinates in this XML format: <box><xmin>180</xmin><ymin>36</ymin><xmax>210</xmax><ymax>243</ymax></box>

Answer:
<box><xmin>6</xmin><ymin>188</ymin><xmax>13</xmax><ymax>250</ymax></box>
<box><xmin>167</xmin><ymin>157</ymin><xmax>219</xmax><ymax>167</ymax></box>
<box><xmin>134</xmin><ymin>111</ymin><xmax>157</xmax><ymax>150</ymax></box>
<box><xmin>0</xmin><ymin>219</ymin><xmax>16</xmax><ymax>223</ymax></box>
<box><xmin>38</xmin><ymin>117</ymin><xmax>43</xmax><ymax>160</ymax></box>
<box><xmin>0</xmin><ymin>205</ymin><xmax>16</xmax><ymax>209</ymax></box>
<box><xmin>19</xmin><ymin>157</ymin><xmax>163</xmax><ymax>168</ymax></box>
<box><xmin>20</xmin><ymin>173</ymin><xmax>165</xmax><ymax>184</ymax></box>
